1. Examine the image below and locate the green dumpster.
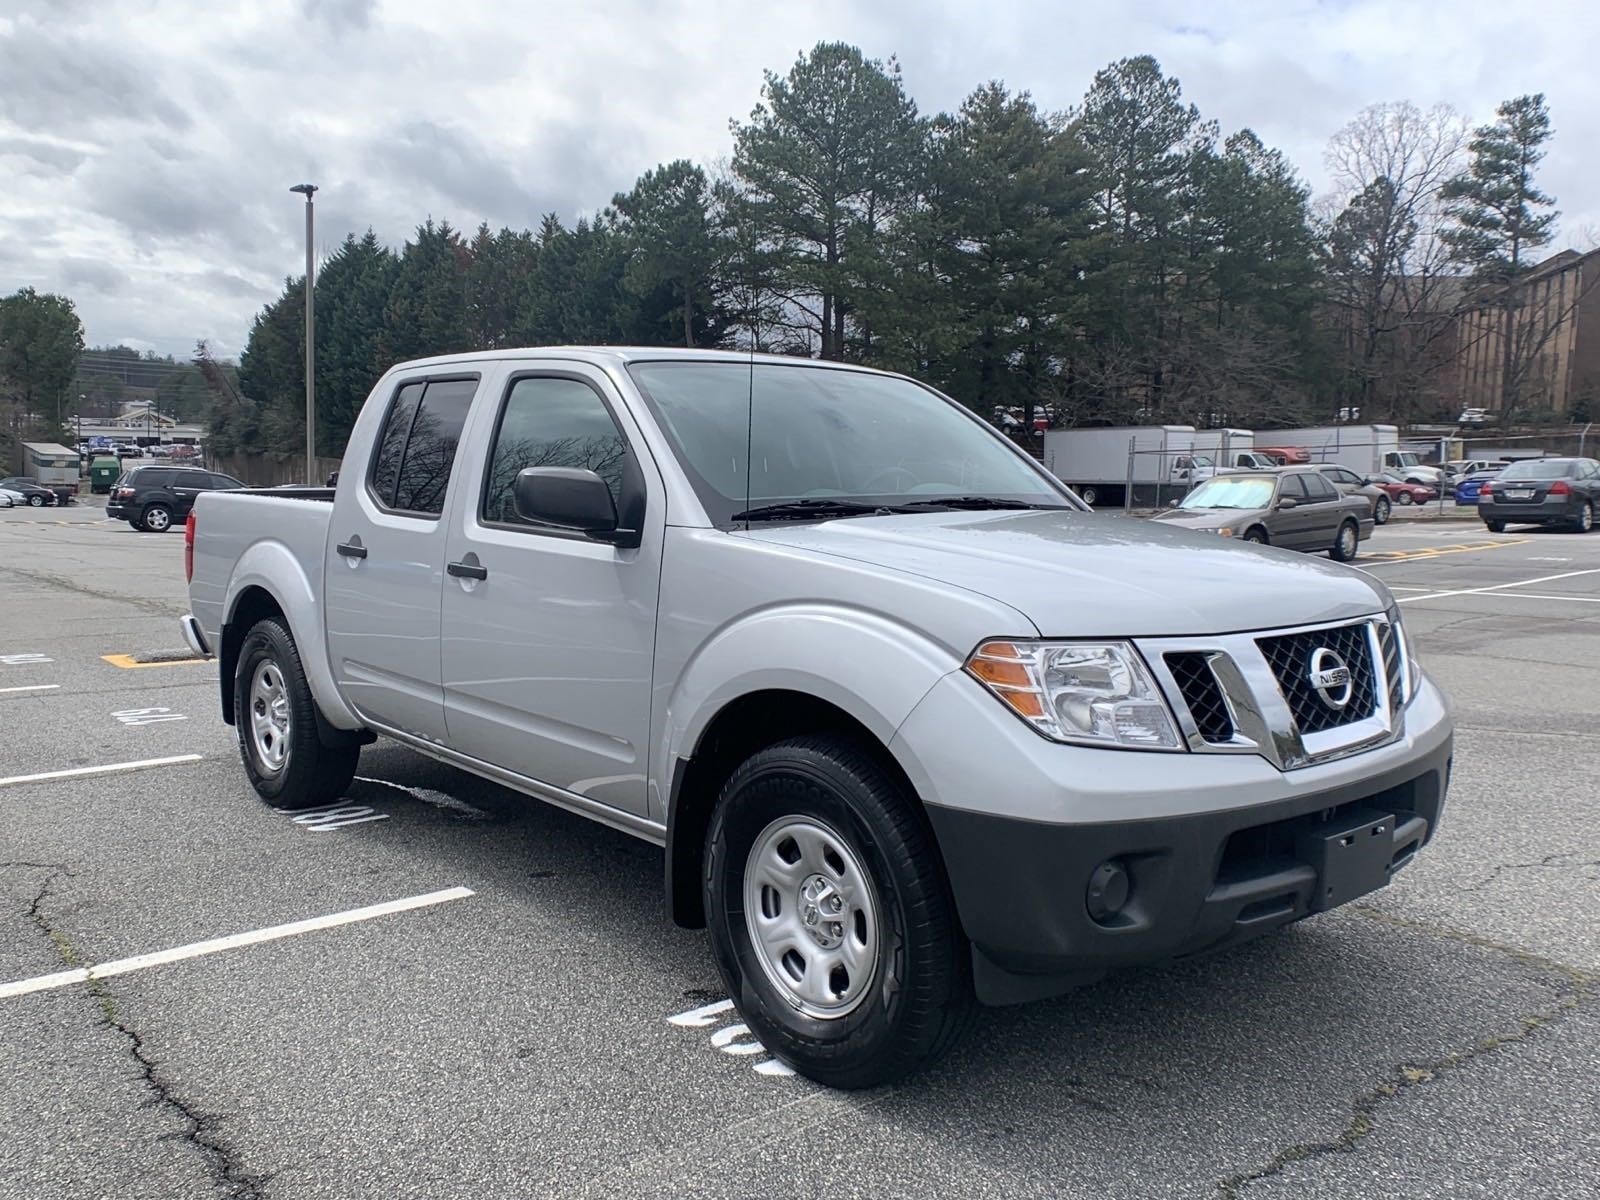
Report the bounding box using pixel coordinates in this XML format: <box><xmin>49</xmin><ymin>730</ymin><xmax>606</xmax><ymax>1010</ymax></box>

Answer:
<box><xmin>89</xmin><ymin>456</ymin><xmax>122</xmax><ymax>494</ymax></box>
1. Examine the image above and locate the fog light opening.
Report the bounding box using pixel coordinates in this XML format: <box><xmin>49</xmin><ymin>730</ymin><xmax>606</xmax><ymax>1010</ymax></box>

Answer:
<box><xmin>1085</xmin><ymin>859</ymin><xmax>1131</xmax><ymax>925</ymax></box>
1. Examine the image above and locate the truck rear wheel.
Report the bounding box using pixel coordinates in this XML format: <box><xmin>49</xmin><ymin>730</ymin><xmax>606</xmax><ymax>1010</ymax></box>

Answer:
<box><xmin>703</xmin><ymin>736</ymin><xmax>973</xmax><ymax>1089</ymax></box>
<box><xmin>234</xmin><ymin>617</ymin><xmax>358</xmax><ymax>808</ymax></box>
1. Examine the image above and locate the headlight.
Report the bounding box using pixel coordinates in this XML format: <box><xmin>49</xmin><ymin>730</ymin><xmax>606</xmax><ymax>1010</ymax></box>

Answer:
<box><xmin>965</xmin><ymin>640</ymin><xmax>1183</xmax><ymax>749</ymax></box>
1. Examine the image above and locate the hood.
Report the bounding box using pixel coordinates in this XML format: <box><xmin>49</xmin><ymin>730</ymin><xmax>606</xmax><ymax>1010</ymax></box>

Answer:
<box><xmin>746</xmin><ymin>510</ymin><xmax>1388</xmax><ymax>637</ymax></box>
<box><xmin>1148</xmin><ymin>507</ymin><xmax>1262</xmax><ymax>533</ymax></box>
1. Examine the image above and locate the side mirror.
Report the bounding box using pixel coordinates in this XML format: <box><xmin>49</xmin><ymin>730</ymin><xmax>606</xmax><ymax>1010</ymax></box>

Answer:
<box><xmin>1275</xmin><ymin>496</ymin><xmax>1298</xmax><ymax>510</ymax></box>
<box><xmin>513</xmin><ymin>467</ymin><xmax>640</xmax><ymax>548</ymax></box>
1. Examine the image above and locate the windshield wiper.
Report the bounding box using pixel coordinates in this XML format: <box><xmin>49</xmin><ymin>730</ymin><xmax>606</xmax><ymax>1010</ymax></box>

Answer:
<box><xmin>731</xmin><ymin>499</ymin><xmax>894</xmax><ymax>522</ymax></box>
<box><xmin>898</xmin><ymin>496</ymin><xmax>1057</xmax><ymax>511</ymax></box>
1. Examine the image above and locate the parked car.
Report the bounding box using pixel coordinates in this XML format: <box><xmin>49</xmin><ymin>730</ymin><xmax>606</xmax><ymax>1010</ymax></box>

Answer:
<box><xmin>1454</xmin><ymin>471</ymin><xmax>1500</xmax><ymax>506</ymax></box>
<box><xmin>0</xmin><ymin>487</ymin><xmax>23</xmax><ymax>508</ymax></box>
<box><xmin>1312</xmin><ymin>464</ymin><xmax>1391</xmax><ymax>525</ymax></box>
<box><xmin>1477</xmin><ymin>457</ymin><xmax>1600</xmax><ymax>532</ymax></box>
<box><xmin>0</xmin><ymin>477</ymin><xmax>57</xmax><ymax>507</ymax></box>
<box><xmin>1151</xmin><ymin>466</ymin><xmax>1373</xmax><ymax>559</ymax></box>
<box><xmin>184</xmin><ymin>347</ymin><xmax>1450</xmax><ymax>1088</ymax></box>
<box><xmin>1371</xmin><ymin>472</ymin><xmax>1438</xmax><ymax>506</ymax></box>
<box><xmin>1457</xmin><ymin>407</ymin><xmax>1492</xmax><ymax>426</ymax></box>
<box><xmin>107</xmin><ymin>465</ymin><xmax>244</xmax><ymax>531</ymax></box>
<box><xmin>1443</xmin><ymin>459</ymin><xmax>1509</xmax><ymax>480</ymax></box>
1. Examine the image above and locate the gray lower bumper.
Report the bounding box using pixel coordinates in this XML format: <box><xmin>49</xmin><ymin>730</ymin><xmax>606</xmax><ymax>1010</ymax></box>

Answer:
<box><xmin>180</xmin><ymin>614</ymin><xmax>212</xmax><ymax>658</ymax></box>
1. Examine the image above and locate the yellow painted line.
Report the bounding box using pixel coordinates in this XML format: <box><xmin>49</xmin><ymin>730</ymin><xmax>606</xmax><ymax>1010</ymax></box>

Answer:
<box><xmin>1362</xmin><ymin>538</ymin><xmax>1530</xmax><ymax>562</ymax></box>
<box><xmin>101</xmin><ymin>653</ymin><xmax>210</xmax><ymax>669</ymax></box>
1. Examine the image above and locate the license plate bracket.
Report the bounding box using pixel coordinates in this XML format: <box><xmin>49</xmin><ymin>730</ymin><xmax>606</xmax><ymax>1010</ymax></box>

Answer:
<box><xmin>1297</xmin><ymin>809</ymin><xmax>1397</xmax><ymax>911</ymax></box>
<box><xmin>1505</xmin><ymin>488</ymin><xmax>1534</xmax><ymax>499</ymax></box>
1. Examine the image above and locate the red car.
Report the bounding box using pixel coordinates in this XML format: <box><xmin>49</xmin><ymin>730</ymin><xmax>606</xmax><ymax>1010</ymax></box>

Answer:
<box><xmin>1373</xmin><ymin>471</ymin><xmax>1438</xmax><ymax>505</ymax></box>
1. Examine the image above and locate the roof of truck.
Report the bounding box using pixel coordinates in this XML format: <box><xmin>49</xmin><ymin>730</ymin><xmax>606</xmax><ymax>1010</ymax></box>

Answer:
<box><xmin>386</xmin><ymin>346</ymin><xmax>878</xmax><ymax>373</ymax></box>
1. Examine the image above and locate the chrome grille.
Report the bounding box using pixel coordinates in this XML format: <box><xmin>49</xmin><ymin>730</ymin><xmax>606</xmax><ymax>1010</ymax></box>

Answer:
<box><xmin>1377</xmin><ymin>623</ymin><xmax>1404</xmax><ymax>714</ymax></box>
<box><xmin>1255</xmin><ymin>622</ymin><xmax>1377</xmax><ymax>734</ymax></box>
<box><xmin>1165</xmin><ymin>653</ymin><xmax>1234</xmax><ymax>741</ymax></box>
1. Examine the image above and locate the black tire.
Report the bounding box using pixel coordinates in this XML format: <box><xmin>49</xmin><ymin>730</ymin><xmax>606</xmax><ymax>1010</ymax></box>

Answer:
<box><xmin>1373</xmin><ymin>497</ymin><xmax>1391</xmax><ymax>525</ymax></box>
<box><xmin>1079</xmin><ymin>486</ymin><xmax>1098</xmax><ymax>506</ymax></box>
<box><xmin>234</xmin><ymin>618</ymin><xmax>359</xmax><ymax>808</ymax></box>
<box><xmin>1242</xmin><ymin>526</ymin><xmax>1269</xmax><ymax>544</ymax></box>
<box><xmin>704</xmin><ymin>736</ymin><xmax>974</xmax><ymax>1089</ymax></box>
<box><xmin>140</xmin><ymin>503</ymin><xmax>173</xmax><ymax>532</ymax></box>
<box><xmin>1485</xmin><ymin>520</ymin><xmax>1507</xmax><ymax>533</ymax></box>
<box><xmin>1329</xmin><ymin>519</ymin><xmax>1359</xmax><ymax>562</ymax></box>
<box><xmin>127</xmin><ymin>520</ymin><xmax>142</xmax><ymax>530</ymax></box>
<box><xmin>1398</xmin><ymin>491</ymin><xmax>1414</xmax><ymax>506</ymax></box>
<box><xmin>1573</xmin><ymin>501</ymin><xmax>1594</xmax><ymax>533</ymax></box>
<box><xmin>28</xmin><ymin>494</ymin><xmax>44</xmax><ymax>507</ymax></box>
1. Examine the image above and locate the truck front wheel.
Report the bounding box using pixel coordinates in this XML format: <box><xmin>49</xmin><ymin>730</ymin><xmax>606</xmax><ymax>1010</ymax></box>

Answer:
<box><xmin>703</xmin><ymin>736</ymin><xmax>973</xmax><ymax>1089</ymax></box>
<box><xmin>234</xmin><ymin>618</ymin><xmax>358</xmax><ymax>808</ymax></box>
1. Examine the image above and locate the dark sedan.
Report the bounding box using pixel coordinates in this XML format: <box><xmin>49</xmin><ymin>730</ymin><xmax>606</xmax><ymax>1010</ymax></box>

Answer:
<box><xmin>0</xmin><ymin>477</ymin><xmax>57</xmax><ymax>507</ymax></box>
<box><xmin>1478</xmin><ymin>458</ymin><xmax>1600</xmax><ymax>532</ymax></box>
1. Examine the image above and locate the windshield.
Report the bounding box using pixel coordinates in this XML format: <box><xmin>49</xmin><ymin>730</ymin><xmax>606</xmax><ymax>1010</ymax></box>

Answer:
<box><xmin>626</xmin><ymin>361</ymin><xmax>1073</xmax><ymax>523</ymax></box>
<box><xmin>1178</xmin><ymin>475</ymin><xmax>1276</xmax><ymax>510</ymax></box>
<box><xmin>1392</xmin><ymin>452</ymin><xmax>1421</xmax><ymax>467</ymax></box>
<box><xmin>1498</xmin><ymin>459</ymin><xmax>1575</xmax><ymax>481</ymax></box>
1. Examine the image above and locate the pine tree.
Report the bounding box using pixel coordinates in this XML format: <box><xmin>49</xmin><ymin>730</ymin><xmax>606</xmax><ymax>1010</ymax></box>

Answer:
<box><xmin>316</xmin><ymin>231</ymin><xmax>400</xmax><ymax>454</ymax></box>
<box><xmin>383</xmin><ymin>219</ymin><xmax>471</xmax><ymax>362</ymax></box>
<box><xmin>1442</xmin><ymin>94</ymin><xmax>1559</xmax><ymax>414</ymax></box>
<box><xmin>613</xmin><ymin>160</ymin><xmax>726</xmax><ymax>347</ymax></box>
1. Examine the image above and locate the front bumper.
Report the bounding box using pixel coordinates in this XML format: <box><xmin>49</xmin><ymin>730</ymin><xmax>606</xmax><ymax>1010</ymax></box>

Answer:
<box><xmin>891</xmin><ymin>668</ymin><xmax>1452</xmax><ymax>1004</ymax></box>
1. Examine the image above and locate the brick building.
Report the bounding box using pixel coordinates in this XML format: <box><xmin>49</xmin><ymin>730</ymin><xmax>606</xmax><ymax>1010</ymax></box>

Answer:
<box><xmin>1454</xmin><ymin>248</ymin><xmax>1600</xmax><ymax>419</ymax></box>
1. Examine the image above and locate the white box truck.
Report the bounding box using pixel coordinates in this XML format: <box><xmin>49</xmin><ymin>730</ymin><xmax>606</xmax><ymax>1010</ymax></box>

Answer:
<box><xmin>1267</xmin><ymin>425</ymin><xmax>1443</xmax><ymax>486</ymax></box>
<box><xmin>1043</xmin><ymin>426</ymin><xmax>1199</xmax><ymax>507</ymax></box>
<box><xmin>21</xmin><ymin>442</ymin><xmax>82</xmax><ymax>502</ymax></box>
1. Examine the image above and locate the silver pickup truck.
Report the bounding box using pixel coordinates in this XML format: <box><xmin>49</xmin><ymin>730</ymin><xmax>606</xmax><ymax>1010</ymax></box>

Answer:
<box><xmin>184</xmin><ymin>348</ymin><xmax>1452</xmax><ymax>1088</ymax></box>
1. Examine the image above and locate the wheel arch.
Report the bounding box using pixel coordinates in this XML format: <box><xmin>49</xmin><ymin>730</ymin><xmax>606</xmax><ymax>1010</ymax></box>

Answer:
<box><xmin>665</xmin><ymin>689</ymin><xmax>933</xmax><ymax>930</ymax></box>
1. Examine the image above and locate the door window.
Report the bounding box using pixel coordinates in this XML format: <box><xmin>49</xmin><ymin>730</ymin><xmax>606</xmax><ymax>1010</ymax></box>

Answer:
<box><xmin>481</xmin><ymin>376</ymin><xmax>630</xmax><ymax>530</ymax></box>
<box><xmin>368</xmin><ymin>377</ymin><xmax>478</xmax><ymax>517</ymax></box>
<box><xmin>1281</xmin><ymin>474</ymin><xmax>1310</xmax><ymax>499</ymax></box>
<box><xmin>1304</xmin><ymin>473</ymin><xmax>1339</xmax><ymax>501</ymax></box>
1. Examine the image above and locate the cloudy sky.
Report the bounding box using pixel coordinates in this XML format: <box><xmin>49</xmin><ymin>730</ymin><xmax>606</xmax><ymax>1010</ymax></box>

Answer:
<box><xmin>2</xmin><ymin>0</ymin><xmax>1597</xmax><ymax>360</ymax></box>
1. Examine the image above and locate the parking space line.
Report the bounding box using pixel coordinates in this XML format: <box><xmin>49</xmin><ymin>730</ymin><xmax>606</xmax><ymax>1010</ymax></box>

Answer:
<box><xmin>1482</xmin><ymin>592</ymin><xmax>1600</xmax><ymax>605</ymax></box>
<box><xmin>1397</xmin><ymin>568</ymin><xmax>1600</xmax><ymax>605</ymax></box>
<box><xmin>0</xmin><ymin>886</ymin><xmax>475</xmax><ymax>1000</ymax></box>
<box><xmin>0</xmin><ymin>754</ymin><xmax>203</xmax><ymax>790</ymax></box>
<box><xmin>101</xmin><ymin>653</ymin><xmax>209</xmax><ymax>669</ymax></box>
<box><xmin>0</xmin><ymin>684</ymin><xmax>61</xmax><ymax>695</ymax></box>
<box><xmin>1361</xmin><ymin>538</ymin><xmax>1530</xmax><ymax>562</ymax></box>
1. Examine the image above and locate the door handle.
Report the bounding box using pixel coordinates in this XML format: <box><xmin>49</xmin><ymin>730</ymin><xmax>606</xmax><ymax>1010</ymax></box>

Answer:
<box><xmin>336</xmin><ymin>541</ymin><xmax>368</xmax><ymax>559</ymax></box>
<box><xmin>447</xmin><ymin>560</ymin><xmax>487</xmax><ymax>580</ymax></box>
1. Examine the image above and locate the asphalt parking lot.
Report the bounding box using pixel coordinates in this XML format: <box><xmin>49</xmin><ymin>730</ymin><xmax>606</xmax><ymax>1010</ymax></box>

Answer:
<box><xmin>2</xmin><ymin>503</ymin><xmax>1597</xmax><ymax>1199</ymax></box>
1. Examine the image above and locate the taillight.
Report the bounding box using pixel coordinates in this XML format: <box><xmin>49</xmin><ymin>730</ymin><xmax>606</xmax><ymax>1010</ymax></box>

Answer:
<box><xmin>184</xmin><ymin>511</ymin><xmax>196</xmax><ymax>583</ymax></box>
<box><xmin>1550</xmin><ymin>480</ymin><xmax>1571</xmax><ymax>495</ymax></box>
<box><xmin>1479</xmin><ymin>481</ymin><xmax>1492</xmax><ymax>495</ymax></box>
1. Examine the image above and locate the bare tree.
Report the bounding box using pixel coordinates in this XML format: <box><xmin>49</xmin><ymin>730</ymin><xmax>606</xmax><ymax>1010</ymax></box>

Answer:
<box><xmin>1321</xmin><ymin>101</ymin><xmax>1468</xmax><ymax>422</ymax></box>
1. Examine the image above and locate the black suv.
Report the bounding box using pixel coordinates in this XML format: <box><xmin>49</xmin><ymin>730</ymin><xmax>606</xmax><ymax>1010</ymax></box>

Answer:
<box><xmin>108</xmin><ymin>466</ymin><xmax>244</xmax><ymax>531</ymax></box>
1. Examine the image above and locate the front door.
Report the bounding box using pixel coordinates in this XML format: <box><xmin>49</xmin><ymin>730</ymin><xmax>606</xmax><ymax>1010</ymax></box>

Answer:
<box><xmin>440</xmin><ymin>366</ymin><xmax>663</xmax><ymax>818</ymax></box>
<box><xmin>323</xmin><ymin>374</ymin><xmax>479</xmax><ymax>743</ymax></box>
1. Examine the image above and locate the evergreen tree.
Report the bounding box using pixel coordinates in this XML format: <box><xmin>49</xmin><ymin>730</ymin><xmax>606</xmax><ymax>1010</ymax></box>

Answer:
<box><xmin>316</xmin><ymin>231</ymin><xmax>400</xmax><ymax>453</ymax></box>
<box><xmin>1442</xmin><ymin>94</ymin><xmax>1559</xmax><ymax>413</ymax></box>
<box><xmin>0</xmin><ymin>287</ymin><xmax>85</xmax><ymax>436</ymax></box>
<box><xmin>730</xmin><ymin>41</ymin><xmax>924</xmax><ymax>359</ymax></box>
<box><xmin>466</xmin><ymin>224</ymin><xmax>539</xmax><ymax>349</ymax></box>
<box><xmin>613</xmin><ymin>160</ymin><xmax>726</xmax><ymax>347</ymax></box>
<box><xmin>383</xmin><ymin>219</ymin><xmax>471</xmax><ymax>361</ymax></box>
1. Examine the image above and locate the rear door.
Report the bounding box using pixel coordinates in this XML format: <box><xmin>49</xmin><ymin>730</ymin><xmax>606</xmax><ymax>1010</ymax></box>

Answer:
<box><xmin>1271</xmin><ymin>474</ymin><xmax>1315</xmax><ymax>547</ymax></box>
<box><xmin>323</xmin><ymin>373</ymin><xmax>480</xmax><ymax>743</ymax></box>
<box><xmin>1300</xmin><ymin>471</ymin><xmax>1349</xmax><ymax>546</ymax></box>
<box><xmin>439</xmin><ymin>365</ymin><xmax>664</xmax><ymax>818</ymax></box>
<box><xmin>168</xmin><ymin>471</ymin><xmax>208</xmax><ymax>517</ymax></box>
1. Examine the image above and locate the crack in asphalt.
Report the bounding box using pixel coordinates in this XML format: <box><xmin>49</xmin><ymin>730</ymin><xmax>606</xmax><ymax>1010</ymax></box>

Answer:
<box><xmin>1463</xmin><ymin>853</ymin><xmax>1600</xmax><ymax>894</ymax></box>
<box><xmin>14</xmin><ymin>862</ymin><xmax>271</xmax><ymax>1199</ymax></box>
<box><xmin>0</xmin><ymin>564</ymin><xmax>185</xmax><ymax>616</ymax></box>
<box><xmin>1214</xmin><ymin>908</ymin><xmax>1597</xmax><ymax>1197</ymax></box>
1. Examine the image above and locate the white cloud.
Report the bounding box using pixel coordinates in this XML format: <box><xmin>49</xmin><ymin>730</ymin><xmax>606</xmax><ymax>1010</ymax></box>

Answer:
<box><xmin>1</xmin><ymin>0</ymin><xmax>1596</xmax><ymax>359</ymax></box>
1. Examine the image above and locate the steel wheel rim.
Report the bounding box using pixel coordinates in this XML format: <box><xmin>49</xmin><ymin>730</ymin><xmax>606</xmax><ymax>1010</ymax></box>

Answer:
<box><xmin>1399</xmin><ymin>492</ymin><xmax>1413</xmax><ymax>505</ymax></box>
<box><xmin>743</xmin><ymin>816</ymin><xmax>881</xmax><ymax>1020</ymax></box>
<box><xmin>1375</xmin><ymin>500</ymin><xmax>1389</xmax><ymax>523</ymax></box>
<box><xmin>248</xmin><ymin>659</ymin><xmax>291</xmax><ymax>774</ymax></box>
<box><xmin>146</xmin><ymin>507</ymin><xmax>170</xmax><ymax>530</ymax></box>
<box><xmin>1339</xmin><ymin>524</ymin><xmax>1357</xmax><ymax>557</ymax></box>
<box><xmin>1580</xmin><ymin>504</ymin><xmax>1593</xmax><ymax>532</ymax></box>
<box><xmin>29</xmin><ymin>495</ymin><xmax>43</xmax><ymax>506</ymax></box>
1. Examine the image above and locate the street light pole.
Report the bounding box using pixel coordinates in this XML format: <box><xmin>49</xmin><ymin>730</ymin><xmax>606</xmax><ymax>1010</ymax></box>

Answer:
<box><xmin>290</xmin><ymin>183</ymin><xmax>318</xmax><ymax>484</ymax></box>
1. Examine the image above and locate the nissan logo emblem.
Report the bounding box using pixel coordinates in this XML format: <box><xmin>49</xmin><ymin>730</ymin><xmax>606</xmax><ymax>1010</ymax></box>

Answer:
<box><xmin>1308</xmin><ymin>647</ymin><xmax>1353</xmax><ymax>710</ymax></box>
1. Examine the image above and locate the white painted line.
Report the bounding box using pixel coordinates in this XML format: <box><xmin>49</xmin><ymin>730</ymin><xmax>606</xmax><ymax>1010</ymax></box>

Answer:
<box><xmin>0</xmin><ymin>886</ymin><xmax>475</xmax><ymax>1000</ymax></box>
<box><xmin>668</xmin><ymin>998</ymin><xmax>735</xmax><ymax>1027</ymax></box>
<box><xmin>0</xmin><ymin>684</ymin><xmax>61</xmax><ymax>695</ymax></box>
<box><xmin>1480</xmin><ymin>592</ymin><xmax>1600</xmax><ymax>605</ymax></box>
<box><xmin>0</xmin><ymin>754</ymin><xmax>203</xmax><ymax>790</ymax></box>
<box><xmin>1397</xmin><ymin>568</ymin><xmax>1600</xmax><ymax>605</ymax></box>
